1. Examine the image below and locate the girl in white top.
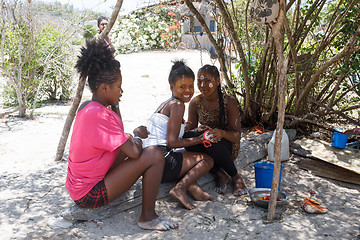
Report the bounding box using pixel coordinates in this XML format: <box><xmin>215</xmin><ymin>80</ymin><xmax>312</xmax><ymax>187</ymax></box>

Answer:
<box><xmin>143</xmin><ymin>60</ymin><xmax>214</xmax><ymax>210</ymax></box>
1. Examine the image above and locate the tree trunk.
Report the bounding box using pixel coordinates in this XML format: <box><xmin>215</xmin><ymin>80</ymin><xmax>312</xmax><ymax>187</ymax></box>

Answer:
<box><xmin>54</xmin><ymin>0</ymin><xmax>124</xmax><ymax>161</ymax></box>
<box><xmin>55</xmin><ymin>75</ymin><xmax>87</xmax><ymax>161</ymax></box>
<box><xmin>13</xmin><ymin>72</ymin><xmax>26</xmax><ymax>118</ymax></box>
<box><xmin>30</xmin><ymin>66</ymin><xmax>49</xmax><ymax>119</ymax></box>
<box><xmin>214</xmin><ymin>0</ymin><xmax>252</xmax><ymax>121</ymax></box>
<box><xmin>268</xmin><ymin>0</ymin><xmax>288</xmax><ymax>221</ymax></box>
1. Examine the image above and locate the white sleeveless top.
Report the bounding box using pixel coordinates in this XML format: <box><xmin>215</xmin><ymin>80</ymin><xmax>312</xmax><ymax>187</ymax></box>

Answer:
<box><xmin>142</xmin><ymin>113</ymin><xmax>185</xmax><ymax>148</ymax></box>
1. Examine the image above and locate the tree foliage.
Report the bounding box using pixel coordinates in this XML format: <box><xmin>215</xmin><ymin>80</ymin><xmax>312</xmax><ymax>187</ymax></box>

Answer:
<box><xmin>185</xmin><ymin>0</ymin><xmax>360</xmax><ymax>132</ymax></box>
<box><xmin>111</xmin><ymin>3</ymin><xmax>181</xmax><ymax>53</ymax></box>
<box><xmin>83</xmin><ymin>24</ymin><xmax>98</xmax><ymax>40</ymax></box>
<box><xmin>0</xmin><ymin>0</ymin><xmax>77</xmax><ymax>118</ymax></box>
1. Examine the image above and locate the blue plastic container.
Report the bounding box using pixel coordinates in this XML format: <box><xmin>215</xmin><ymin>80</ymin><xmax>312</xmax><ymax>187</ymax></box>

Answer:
<box><xmin>331</xmin><ymin>132</ymin><xmax>348</xmax><ymax>149</ymax></box>
<box><xmin>253</xmin><ymin>162</ymin><xmax>284</xmax><ymax>190</ymax></box>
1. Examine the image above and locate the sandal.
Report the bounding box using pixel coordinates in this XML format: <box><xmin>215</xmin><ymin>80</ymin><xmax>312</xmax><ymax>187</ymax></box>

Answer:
<box><xmin>138</xmin><ymin>217</ymin><xmax>178</xmax><ymax>231</ymax></box>
<box><xmin>301</xmin><ymin>198</ymin><xmax>328</xmax><ymax>214</ymax></box>
<box><xmin>233</xmin><ymin>188</ymin><xmax>248</xmax><ymax>196</ymax></box>
<box><xmin>215</xmin><ymin>184</ymin><xmax>228</xmax><ymax>195</ymax></box>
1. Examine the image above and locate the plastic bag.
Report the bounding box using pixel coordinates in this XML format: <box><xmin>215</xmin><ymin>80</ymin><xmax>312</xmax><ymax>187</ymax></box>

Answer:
<box><xmin>267</xmin><ymin>129</ymin><xmax>289</xmax><ymax>161</ymax></box>
<box><xmin>250</xmin><ymin>0</ymin><xmax>280</xmax><ymax>25</ymax></box>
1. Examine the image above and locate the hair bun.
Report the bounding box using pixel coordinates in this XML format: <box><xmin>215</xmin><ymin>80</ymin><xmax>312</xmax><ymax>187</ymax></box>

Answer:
<box><xmin>171</xmin><ymin>60</ymin><xmax>186</xmax><ymax>72</ymax></box>
<box><xmin>75</xmin><ymin>40</ymin><xmax>116</xmax><ymax>77</ymax></box>
<box><xmin>168</xmin><ymin>59</ymin><xmax>194</xmax><ymax>84</ymax></box>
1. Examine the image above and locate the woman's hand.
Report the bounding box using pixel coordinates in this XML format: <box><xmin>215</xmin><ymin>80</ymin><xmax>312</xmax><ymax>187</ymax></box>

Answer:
<box><xmin>207</xmin><ymin>128</ymin><xmax>224</xmax><ymax>143</ymax></box>
<box><xmin>133</xmin><ymin>125</ymin><xmax>149</xmax><ymax>139</ymax></box>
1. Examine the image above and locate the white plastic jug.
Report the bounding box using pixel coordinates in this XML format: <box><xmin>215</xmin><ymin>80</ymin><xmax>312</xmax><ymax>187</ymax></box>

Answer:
<box><xmin>267</xmin><ymin>129</ymin><xmax>290</xmax><ymax>162</ymax></box>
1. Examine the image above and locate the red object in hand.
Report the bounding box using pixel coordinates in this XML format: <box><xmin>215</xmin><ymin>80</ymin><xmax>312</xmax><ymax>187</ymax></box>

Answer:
<box><xmin>203</xmin><ymin>130</ymin><xmax>213</xmax><ymax>148</ymax></box>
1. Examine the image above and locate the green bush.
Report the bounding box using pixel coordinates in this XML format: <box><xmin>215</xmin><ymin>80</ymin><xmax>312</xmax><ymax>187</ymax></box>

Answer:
<box><xmin>72</xmin><ymin>39</ymin><xmax>82</xmax><ymax>45</ymax></box>
<box><xmin>1</xmin><ymin>23</ymin><xmax>75</xmax><ymax>108</ymax></box>
<box><xmin>37</xmin><ymin>27</ymin><xmax>74</xmax><ymax>101</ymax></box>
<box><xmin>83</xmin><ymin>24</ymin><xmax>98</xmax><ymax>40</ymax></box>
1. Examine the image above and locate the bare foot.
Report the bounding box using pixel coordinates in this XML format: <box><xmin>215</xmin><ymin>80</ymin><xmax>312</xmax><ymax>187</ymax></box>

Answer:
<box><xmin>188</xmin><ymin>183</ymin><xmax>214</xmax><ymax>201</ymax></box>
<box><xmin>232</xmin><ymin>174</ymin><xmax>247</xmax><ymax>196</ymax></box>
<box><xmin>169</xmin><ymin>186</ymin><xmax>195</xmax><ymax>210</ymax></box>
<box><xmin>138</xmin><ymin>217</ymin><xmax>178</xmax><ymax>231</ymax></box>
<box><xmin>215</xmin><ymin>169</ymin><xmax>230</xmax><ymax>194</ymax></box>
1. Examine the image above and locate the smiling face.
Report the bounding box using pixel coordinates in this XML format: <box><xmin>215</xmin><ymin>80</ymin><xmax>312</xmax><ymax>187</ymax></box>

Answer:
<box><xmin>197</xmin><ymin>72</ymin><xmax>219</xmax><ymax>97</ymax></box>
<box><xmin>99</xmin><ymin>19</ymin><xmax>108</xmax><ymax>32</ymax></box>
<box><xmin>170</xmin><ymin>76</ymin><xmax>195</xmax><ymax>103</ymax></box>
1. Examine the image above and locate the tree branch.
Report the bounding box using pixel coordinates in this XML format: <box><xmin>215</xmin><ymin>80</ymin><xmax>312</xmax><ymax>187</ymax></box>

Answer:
<box><xmin>97</xmin><ymin>0</ymin><xmax>123</xmax><ymax>42</ymax></box>
<box><xmin>55</xmin><ymin>0</ymin><xmax>123</xmax><ymax>161</ymax></box>
<box><xmin>306</xmin><ymin>97</ymin><xmax>360</xmax><ymax>126</ymax></box>
<box><xmin>213</xmin><ymin>0</ymin><xmax>251</xmax><ymax>118</ymax></box>
<box><xmin>286</xmin><ymin>114</ymin><xmax>338</xmax><ymax>132</ymax></box>
<box><xmin>183</xmin><ymin>0</ymin><xmax>232</xmax><ymax>90</ymax></box>
<box><xmin>295</xmin><ymin>25</ymin><xmax>360</xmax><ymax>114</ymax></box>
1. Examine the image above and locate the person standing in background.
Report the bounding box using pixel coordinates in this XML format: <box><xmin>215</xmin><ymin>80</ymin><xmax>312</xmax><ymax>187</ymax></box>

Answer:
<box><xmin>94</xmin><ymin>16</ymin><xmax>115</xmax><ymax>52</ymax></box>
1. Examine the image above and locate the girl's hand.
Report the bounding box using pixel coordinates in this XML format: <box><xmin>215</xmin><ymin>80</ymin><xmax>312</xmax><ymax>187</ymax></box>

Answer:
<box><xmin>133</xmin><ymin>126</ymin><xmax>149</xmax><ymax>139</ymax></box>
<box><xmin>184</xmin><ymin>120</ymin><xmax>192</xmax><ymax>132</ymax></box>
<box><xmin>197</xmin><ymin>125</ymin><xmax>210</xmax><ymax>132</ymax></box>
<box><xmin>207</xmin><ymin>128</ymin><xmax>224</xmax><ymax>143</ymax></box>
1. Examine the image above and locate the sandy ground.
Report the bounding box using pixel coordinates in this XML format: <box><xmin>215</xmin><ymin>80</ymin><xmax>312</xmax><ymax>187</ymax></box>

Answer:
<box><xmin>0</xmin><ymin>50</ymin><xmax>360</xmax><ymax>240</ymax></box>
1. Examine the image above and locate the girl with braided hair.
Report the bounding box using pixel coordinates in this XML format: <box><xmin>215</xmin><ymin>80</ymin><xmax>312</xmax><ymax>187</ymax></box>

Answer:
<box><xmin>65</xmin><ymin>40</ymin><xmax>177</xmax><ymax>231</ymax></box>
<box><xmin>184</xmin><ymin>64</ymin><xmax>247</xmax><ymax>196</ymax></box>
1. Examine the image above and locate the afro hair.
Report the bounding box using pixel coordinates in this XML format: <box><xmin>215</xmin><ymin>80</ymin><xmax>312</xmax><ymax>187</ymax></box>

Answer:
<box><xmin>75</xmin><ymin>40</ymin><xmax>119</xmax><ymax>78</ymax></box>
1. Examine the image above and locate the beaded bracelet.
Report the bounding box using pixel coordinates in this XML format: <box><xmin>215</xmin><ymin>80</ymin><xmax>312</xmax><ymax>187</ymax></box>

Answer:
<box><xmin>133</xmin><ymin>136</ymin><xmax>142</xmax><ymax>142</ymax></box>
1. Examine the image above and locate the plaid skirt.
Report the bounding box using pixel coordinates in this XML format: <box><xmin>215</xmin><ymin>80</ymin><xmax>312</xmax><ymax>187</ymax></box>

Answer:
<box><xmin>74</xmin><ymin>180</ymin><xmax>108</xmax><ymax>208</ymax></box>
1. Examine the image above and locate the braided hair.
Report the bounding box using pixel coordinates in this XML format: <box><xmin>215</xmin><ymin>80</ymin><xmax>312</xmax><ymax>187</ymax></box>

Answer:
<box><xmin>75</xmin><ymin>40</ymin><xmax>121</xmax><ymax>93</ymax></box>
<box><xmin>198</xmin><ymin>65</ymin><xmax>225</xmax><ymax>129</ymax></box>
<box><xmin>168</xmin><ymin>60</ymin><xmax>195</xmax><ymax>85</ymax></box>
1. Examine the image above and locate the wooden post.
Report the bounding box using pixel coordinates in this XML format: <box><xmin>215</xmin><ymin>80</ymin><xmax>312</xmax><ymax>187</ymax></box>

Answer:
<box><xmin>55</xmin><ymin>0</ymin><xmax>124</xmax><ymax>161</ymax></box>
<box><xmin>268</xmin><ymin>0</ymin><xmax>287</xmax><ymax>220</ymax></box>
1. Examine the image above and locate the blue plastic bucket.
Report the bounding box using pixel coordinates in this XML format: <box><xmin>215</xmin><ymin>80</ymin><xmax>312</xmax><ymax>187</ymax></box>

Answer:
<box><xmin>331</xmin><ymin>132</ymin><xmax>348</xmax><ymax>149</ymax></box>
<box><xmin>253</xmin><ymin>162</ymin><xmax>284</xmax><ymax>190</ymax></box>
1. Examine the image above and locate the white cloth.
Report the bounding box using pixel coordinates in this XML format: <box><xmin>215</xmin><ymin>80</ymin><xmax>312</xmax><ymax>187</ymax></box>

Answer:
<box><xmin>142</xmin><ymin>113</ymin><xmax>185</xmax><ymax>148</ymax></box>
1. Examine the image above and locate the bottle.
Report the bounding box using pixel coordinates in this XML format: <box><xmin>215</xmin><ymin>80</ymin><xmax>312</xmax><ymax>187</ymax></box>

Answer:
<box><xmin>267</xmin><ymin>129</ymin><xmax>290</xmax><ymax>162</ymax></box>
